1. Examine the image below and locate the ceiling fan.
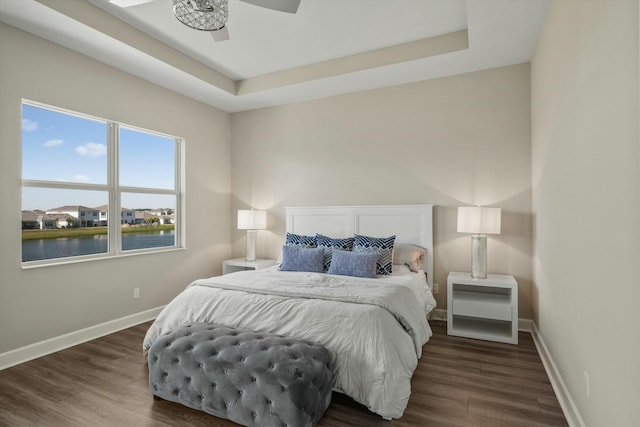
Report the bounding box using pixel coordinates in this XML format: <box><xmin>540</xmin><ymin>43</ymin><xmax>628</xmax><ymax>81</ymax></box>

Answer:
<box><xmin>107</xmin><ymin>0</ymin><xmax>301</xmax><ymax>42</ymax></box>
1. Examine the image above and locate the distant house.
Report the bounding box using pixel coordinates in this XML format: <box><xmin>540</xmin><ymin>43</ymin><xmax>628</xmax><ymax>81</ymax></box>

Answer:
<box><xmin>21</xmin><ymin>210</ymin><xmax>80</xmax><ymax>229</ymax></box>
<box><xmin>21</xmin><ymin>210</ymin><xmax>41</xmax><ymax>229</ymax></box>
<box><xmin>46</xmin><ymin>205</ymin><xmax>99</xmax><ymax>227</ymax></box>
<box><xmin>132</xmin><ymin>209</ymin><xmax>174</xmax><ymax>225</ymax></box>
<box><xmin>94</xmin><ymin>205</ymin><xmax>136</xmax><ymax>225</ymax></box>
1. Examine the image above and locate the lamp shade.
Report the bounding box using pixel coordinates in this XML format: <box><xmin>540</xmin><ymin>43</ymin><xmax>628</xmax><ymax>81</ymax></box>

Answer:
<box><xmin>457</xmin><ymin>207</ymin><xmax>501</xmax><ymax>235</ymax></box>
<box><xmin>237</xmin><ymin>210</ymin><xmax>267</xmax><ymax>230</ymax></box>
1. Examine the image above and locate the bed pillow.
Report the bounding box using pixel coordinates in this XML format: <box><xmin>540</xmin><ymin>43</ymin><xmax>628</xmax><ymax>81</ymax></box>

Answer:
<box><xmin>393</xmin><ymin>243</ymin><xmax>426</xmax><ymax>272</ymax></box>
<box><xmin>280</xmin><ymin>245</ymin><xmax>324</xmax><ymax>273</ymax></box>
<box><xmin>316</xmin><ymin>234</ymin><xmax>354</xmax><ymax>271</ymax></box>
<box><xmin>353</xmin><ymin>234</ymin><xmax>396</xmax><ymax>275</ymax></box>
<box><xmin>285</xmin><ymin>232</ymin><xmax>317</xmax><ymax>248</ymax></box>
<box><xmin>328</xmin><ymin>249</ymin><xmax>378</xmax><ymax>279</ymax></box>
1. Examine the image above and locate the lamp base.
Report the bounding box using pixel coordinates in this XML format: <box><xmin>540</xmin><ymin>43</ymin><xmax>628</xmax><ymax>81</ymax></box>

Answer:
<box><xmin>245</xmin><ymin>230</ymin><xmax>257</xmax><ymax>262</ymax></box>
<box><xmin>471</xmin><ymin>235</ymin><xmax>487</xmax><ymax>279</ymax></box>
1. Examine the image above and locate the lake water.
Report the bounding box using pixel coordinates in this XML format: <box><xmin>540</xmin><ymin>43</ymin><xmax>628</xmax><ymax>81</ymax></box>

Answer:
<box><xmin>22</xmin><ymin>230</ymin><xmax>175</xmax><ymax>262</ymax></box>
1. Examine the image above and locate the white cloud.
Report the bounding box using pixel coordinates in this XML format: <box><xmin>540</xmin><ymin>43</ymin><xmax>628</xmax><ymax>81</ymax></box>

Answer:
<box><xmin>22</xmin><ymin>118</ymin><xmax>38</xmax><ymax>132</ymax></box>
<box><xmin>75</xmin><ymin>142</ymin><xmax>107</xmax><ymax>157</ymax></box>
<box><xmin>73</xmin><ymin>175</ymin><xmax>91</xmax><ymax>182</ymax></box>
<box><xmin>43</xmin><ymin>139</ymin><xmax>64</xmax><ymax>147</ymax></box>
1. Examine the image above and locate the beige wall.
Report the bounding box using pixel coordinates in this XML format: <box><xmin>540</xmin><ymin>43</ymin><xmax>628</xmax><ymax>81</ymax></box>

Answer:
<box><xmin>531</xmin><ymin>0</ymin><xmax>639</xmax><ymax>425</ymax></box>
<box><xmin>231</xmin><ymin>64</ymin><xmax>534</xmax><ymax>318</ymax></box>
<box><xmin>0</xmin><ymin>24</ymin><xmax>231</xmax><ymax>353</ymax></box>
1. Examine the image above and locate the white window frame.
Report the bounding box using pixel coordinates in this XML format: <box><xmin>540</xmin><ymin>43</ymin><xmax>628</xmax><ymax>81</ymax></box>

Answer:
<box><xmin>21</xmin><ymin>100</ymin><xmax>185</xmax><ymax>268</ymax></box>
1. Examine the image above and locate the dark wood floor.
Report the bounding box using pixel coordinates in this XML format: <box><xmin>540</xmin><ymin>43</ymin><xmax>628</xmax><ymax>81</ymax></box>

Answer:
<box><xmin>0</xmin><ymin>321</ymin><xmax>567</xmax><ymax>427</ymax></box>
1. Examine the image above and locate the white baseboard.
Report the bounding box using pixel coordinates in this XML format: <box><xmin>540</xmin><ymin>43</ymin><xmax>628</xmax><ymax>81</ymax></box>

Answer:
<box><xmin>0</xmin><ymin>305</ymin><xmax>165</xmax><ymax>370</ymax></box>
<box><xmin>518</xmin><ymin>318</ymin><xmax>533</xmax><ymax>332</ymax></box>
<box><xmin>530</xmin><ymin>322</ymin><xmax>586</xmax><ymax>427</ymax></box>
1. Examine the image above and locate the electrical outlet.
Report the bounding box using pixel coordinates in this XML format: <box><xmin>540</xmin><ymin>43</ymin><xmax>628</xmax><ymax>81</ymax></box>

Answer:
<box><xmin>433</xmin><ymin>283</ymin><xmax>439</xmax><ymax>294</ymax></box>
<box><xmin>583</xmin><ymin>372</ymin><xmax>590</xmax><ymax>399</ymax></box>
<box><xmin>133</xmin><ymin>288</ymin><xmax>140</xmax><ymax>299</ymax></box>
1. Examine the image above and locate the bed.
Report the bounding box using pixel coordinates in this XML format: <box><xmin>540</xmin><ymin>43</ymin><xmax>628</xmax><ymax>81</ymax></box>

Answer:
<box><xmin>143</xmin><ymin>204</ymin><xmax>436</xmax><ymax>420</ymax></box>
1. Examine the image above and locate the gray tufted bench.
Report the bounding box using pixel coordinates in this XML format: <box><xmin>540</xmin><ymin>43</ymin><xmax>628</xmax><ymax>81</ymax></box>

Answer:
<box><xmin>148</xmin><ymin>323</ymin><xmax>334</xmax><ymax>427</ymax></box>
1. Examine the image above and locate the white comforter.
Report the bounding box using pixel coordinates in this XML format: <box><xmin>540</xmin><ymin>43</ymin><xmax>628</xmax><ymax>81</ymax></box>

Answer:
<box><xmin>143</xmin><ymin>266</ymin><xmax>436</xmax><ymax>419</ymax></box>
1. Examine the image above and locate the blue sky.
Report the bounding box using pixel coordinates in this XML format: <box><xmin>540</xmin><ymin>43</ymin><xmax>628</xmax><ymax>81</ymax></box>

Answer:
<box><xmin>22</xmin><ymin>103</ymin><xmax>176</xmax><ymax>211</ymax></box>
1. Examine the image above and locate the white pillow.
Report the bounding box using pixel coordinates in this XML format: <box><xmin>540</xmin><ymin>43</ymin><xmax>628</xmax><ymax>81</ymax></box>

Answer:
<box><xmin>393</xmin><ymin>244</ymin><xmax>426</xmax><ymax>272</ymax></box>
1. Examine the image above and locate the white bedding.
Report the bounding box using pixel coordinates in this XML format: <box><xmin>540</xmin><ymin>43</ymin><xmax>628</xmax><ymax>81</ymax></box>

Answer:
<box><xmin>143</xmin><ymin>266</ymin><xmax>436</xmax><ymax>419</ymax></box>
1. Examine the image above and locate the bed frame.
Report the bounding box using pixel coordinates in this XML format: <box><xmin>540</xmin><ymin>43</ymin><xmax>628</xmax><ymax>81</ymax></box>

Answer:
<box><xmin>285</xmin><ymin>204</ymin><xmax>434</xmax><ymax>288</ymax></box>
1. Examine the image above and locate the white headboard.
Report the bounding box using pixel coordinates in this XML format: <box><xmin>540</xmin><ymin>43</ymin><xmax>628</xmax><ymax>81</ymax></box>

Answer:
<box><xmin>285</xmin><ymin>204</ymin><xmax>434</xmax><ymax>287</ymax></box>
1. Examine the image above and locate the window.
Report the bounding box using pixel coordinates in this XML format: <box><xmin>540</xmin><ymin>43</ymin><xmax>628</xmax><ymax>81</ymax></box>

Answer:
<box><xmin>21</xmin><ymin>101</ymin><xmax>183</xmax><ymax>265</ymax></box>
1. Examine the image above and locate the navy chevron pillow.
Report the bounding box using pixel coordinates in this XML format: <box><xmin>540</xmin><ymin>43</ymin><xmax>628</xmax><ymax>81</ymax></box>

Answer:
<box><xmin>353</xmin><ymin>234</ymin><xmax>396</xmax><ymax>275</ymax></box>
<box><xmin>285</xmin><ymin>232</ymin><xmax>317</xmax><ymax>248</ymax></box>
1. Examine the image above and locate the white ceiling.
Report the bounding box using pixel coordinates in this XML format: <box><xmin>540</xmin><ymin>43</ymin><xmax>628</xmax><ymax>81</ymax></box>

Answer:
<box><xmin>0</xmin><ymin>0</ymin><xmax>549</xmax><ymax>112</ymax></box>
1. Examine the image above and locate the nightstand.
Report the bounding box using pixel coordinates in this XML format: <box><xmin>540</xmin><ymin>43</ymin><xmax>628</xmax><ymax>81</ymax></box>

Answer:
<box><xmin>222</xmin><ymin>258</ymin><xmax>277</xmax><ymax>275</ymax></box>
<box><xmin>447</xmin><ymin>272</ymin><xmax>518</xmax><ymax>344</ymax></box>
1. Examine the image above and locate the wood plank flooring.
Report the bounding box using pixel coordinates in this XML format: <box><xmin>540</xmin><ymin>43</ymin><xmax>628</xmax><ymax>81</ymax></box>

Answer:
<box><xmin>0</xmin><ymin>321</ymin><xmax>567</xmax><ymax>426</ymax></box>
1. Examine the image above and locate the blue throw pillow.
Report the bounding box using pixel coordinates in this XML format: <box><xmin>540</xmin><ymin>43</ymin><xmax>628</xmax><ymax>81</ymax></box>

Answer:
<box><xmin>328</xmin><ymin>249</ymin><xmax>379</xmax><ymax>278</ymax></box>
<box><xmin>353</xmin><ymin>234</ymin><xmax>396</xmax><ymax>275</ymax></box>
<box><xmin>316</xmin><ymin>234</ymin><xmax>354</xmax><ymax>271</ymax></box>
<box><xmin>280</xmin><ymin>246</ymin><xmax>324</xmax><ymax>273</ymax></box>
<box><xmin>285</xmin><ymin>232</ymin><xmax>317</xmax><ymax>248</ymax></box>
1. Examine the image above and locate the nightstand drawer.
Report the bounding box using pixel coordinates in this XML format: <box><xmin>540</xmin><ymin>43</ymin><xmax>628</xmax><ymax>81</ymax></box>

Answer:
<box><xmin>452</xmin><ymin>290</ymin><xmax>512</xmax><ymax>321</ymax></box>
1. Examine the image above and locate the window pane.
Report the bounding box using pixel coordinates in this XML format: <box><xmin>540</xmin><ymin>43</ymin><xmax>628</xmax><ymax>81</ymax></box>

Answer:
<box><xmin>22</xmin><ymin>104</ymin><xmax>107</xmax><ymax>184</ymax></box>
<box><xmin>22</xmin><ymin>188</ymin><xmax>108</xmax><ymax>262</ymax></box>
<box><xmin>121</xmin><ymin>193</ymin><xmax>176</xmax><ymax>251</ymax></box>
<box><xmin>119</xmin><ymin>127</ymin><xmax>175</xmax><ymax>189</ymax></box>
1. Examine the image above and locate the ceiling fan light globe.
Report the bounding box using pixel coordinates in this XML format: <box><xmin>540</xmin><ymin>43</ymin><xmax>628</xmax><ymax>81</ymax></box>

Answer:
<box><xmin>173</xmin><ymin>0</ymin><xmax>228</xmax><ymax>31</ymax></box>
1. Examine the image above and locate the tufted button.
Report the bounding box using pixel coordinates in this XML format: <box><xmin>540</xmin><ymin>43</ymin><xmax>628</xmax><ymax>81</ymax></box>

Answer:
<box><xmin>223</xmin><ymin>369</ymin><xmax>227</xmax><ymax>374</ymax></box>
<box><xmin>224</xmin><ymin>403</ymin><xmax>229</xmax><ymax>408</ymax></box>
<box><xmin>212</xmin><ymin>383</ymin><xmax>217</xmax><ymax>388</ymax></box>
<box><xmin>251</xmin><ymin>376</ymin><xmax>256</xmax><ymax>382</ymax></box>
<box><xmin>238</xmin><ymin>390</ymin><xmax>243</xmax><ymax>396</ymax></box>
<box><xmin>212</xmin><ymin>351</ymin><xmax>218</xmax><ymax>356</ymax></box>
<box><xmin>252</xmin><ymin>411</ymin><xmax>257</xmax><ymax>417</ymax></box>
<box><xmin>185</xmin><ymin>377</ymin><xmax>191</xmax><ymax>383</ymax></box>
<box><xmin>240</xmin><ymin>357</ymin><xmax>245</xmax><ymax>362</ymax></box>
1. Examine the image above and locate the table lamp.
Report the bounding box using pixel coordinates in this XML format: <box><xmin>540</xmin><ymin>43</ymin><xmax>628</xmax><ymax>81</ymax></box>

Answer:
<box><xmin>237</xmin><ymin>209</ymin><xmax>267</xmax><ymax>261</ymax></box>
<box><xmin>457</xmin><ymin>206</ymin><xmax>501</xmax><ymax>279</ymax></box>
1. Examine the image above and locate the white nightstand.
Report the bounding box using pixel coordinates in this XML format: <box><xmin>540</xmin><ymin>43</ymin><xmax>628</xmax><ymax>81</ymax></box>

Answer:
<box><xmin>447</xmin><ymin>272</ymin><xmax>518</xmax><ymax>344</ymax></box>
<box><xmin>222</xmin><ymin>258</ymin><xmax>277</xmax><ymax>275</ymax></box>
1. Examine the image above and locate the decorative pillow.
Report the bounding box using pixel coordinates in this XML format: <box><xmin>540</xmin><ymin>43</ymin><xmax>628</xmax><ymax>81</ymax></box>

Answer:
<box><xmin>285</xmin><ymin>232</ymin><xmax>317</xmax><ymax>248</ymax></box>
<box><xmin>393</xmin><ymin>243</ymin><xmax>426</xmax><ymax>272</ymax></box>
<box><xmin>280</xmin><ymin>246</ymin><xmax>324</xmax><ymax>273</ymax></box>
<box><xmin>315</xmin><ymin>234</ymin><xmax>354</xmax><ymax>271</ymax></box>
<box><xmin>353</xmin><ymin>234</ymin><xmax>396</xmax><ymax>275</ymax></box>
<box><xmin>328</xmin><ymin>249</ymin><xmax>378</xmax><ymax>279</ymax></box>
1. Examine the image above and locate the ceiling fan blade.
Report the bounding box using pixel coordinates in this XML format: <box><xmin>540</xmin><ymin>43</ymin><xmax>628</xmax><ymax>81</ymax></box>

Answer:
<box><xmin>211</xmin><ymin>26</ymin><xmax>230</xmax><ymax>42</ymax></box>
<box><xmin>108</xmin><ymin>0</ymin><xmax>155</xmax><ymax>7</ymax></box>
<box><xmin>238</xmin><ymin>0</ymin><xmax>300</xmax><ymax>14</ymax></box>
